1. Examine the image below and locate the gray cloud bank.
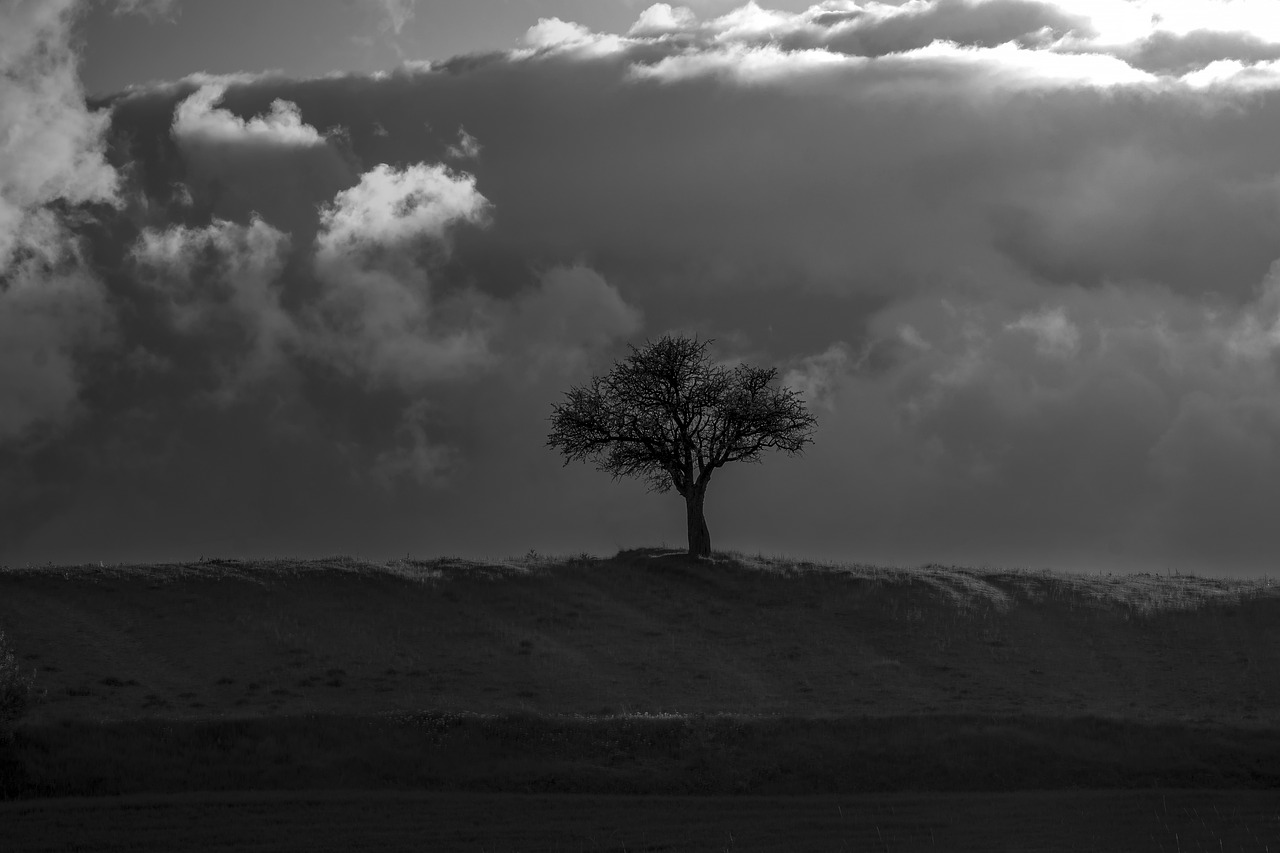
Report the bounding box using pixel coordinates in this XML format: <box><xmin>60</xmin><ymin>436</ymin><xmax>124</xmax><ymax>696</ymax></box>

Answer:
<box><xmin>7</xmin><ymin>0</ymin><xmax>1280</xmax><ymax>573</ymax></box>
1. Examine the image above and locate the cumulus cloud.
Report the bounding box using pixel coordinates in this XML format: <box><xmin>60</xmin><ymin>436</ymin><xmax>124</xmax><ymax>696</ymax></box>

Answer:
<box><xmin>309</xmin><ymin>162</ymin><xmax>493</xmax><ymax>389</ymax></box>
<box><xmin>525</xmin><ymin>17</ymin><xmax>597</xmax><ymax>49</ymax></box>
<box><xmin>0</xmin><ymin>0</ymin><xmax>118</xmax><ymax>442</ymax></box>
<box><xmin>131</xmin><ymin>216</ymin><xmax>296</xmax><ymax>400</ymax></box>
<box><xmin>521</xmin><ymin>17</ymin><xmax>628</xmax><ymax>57</ymax></box>
<box><xmin>628</xmin><ymin>4</ymin><xmax>699</xmax><ymax>36</ymax></box>
<box><xmin>169</xmin><ymin>80</ymin><xmax>353</xmax><ymax>231</ymax></box>
<box><xmin>172</xmin><ymin>83</ymin><xmax>326</xmax><ymax>148</ymax></box>
<box><xmin>0</xmin><ymin>0</ymin><xmax>117</xmax><ymax>267</ymax></box>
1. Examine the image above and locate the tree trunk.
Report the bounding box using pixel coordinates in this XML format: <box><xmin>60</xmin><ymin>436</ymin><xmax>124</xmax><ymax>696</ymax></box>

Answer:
<box><xmin>685</xmin><ymin>484</ymin><xmax>711</xmax><ymax>558</ymax></box>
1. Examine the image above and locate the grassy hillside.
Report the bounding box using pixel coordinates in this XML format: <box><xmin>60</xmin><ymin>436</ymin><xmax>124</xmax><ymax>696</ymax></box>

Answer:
<box><xmin>1</xmin><ymin>548</ymin><xmax>1276</xmax><ymax>725</ymax></box>
<box><xmin>2</xmin><ymin>548</ymin><xmax>1279</xmax><ymax>801</ymax></box>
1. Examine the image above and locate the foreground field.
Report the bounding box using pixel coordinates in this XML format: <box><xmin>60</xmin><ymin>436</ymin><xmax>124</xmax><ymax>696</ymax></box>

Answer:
<box><xmin>3</xmin><ymin>789</ymin><xmax>1278</xmax><ymax>852</ymax></box>
<box><xmin>1</xmin><ymin>548</ymin><xmax>1276</xmax><ymax>725</ymax></box>
<box><xmin>4</xmin><ymin>711</ymin><xmax>1279</xmax><ymax>799</ymax></box>
<box><xmin>2</xmin><ymin>549</ymin><xmax>1278</xmax><ymax>850</ymax></box>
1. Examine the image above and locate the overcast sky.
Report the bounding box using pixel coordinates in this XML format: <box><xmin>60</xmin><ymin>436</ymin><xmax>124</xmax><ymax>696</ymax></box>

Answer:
<box><xmin>7</xmin><ymin>0</ymin><xmax>1280</xmax><ymax>574</ymax></box>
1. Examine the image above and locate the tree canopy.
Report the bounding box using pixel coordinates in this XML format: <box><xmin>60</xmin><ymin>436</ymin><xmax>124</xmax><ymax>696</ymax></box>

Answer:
<box><xmin>547</xmin><ymin>334</ymin><xmax>817</xmax><ymax>557</ymax></box>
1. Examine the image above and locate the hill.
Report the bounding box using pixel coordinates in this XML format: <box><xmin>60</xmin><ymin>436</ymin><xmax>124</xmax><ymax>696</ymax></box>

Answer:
<box><xmin>2</xmin><ymin>547</ymin><xmax>1279</xmax><ymax>802</ymax></box>
<box><xmin>2</xmin><ymin>547</ymin><xmax>1276</xmax><ymax>726</ymax></box>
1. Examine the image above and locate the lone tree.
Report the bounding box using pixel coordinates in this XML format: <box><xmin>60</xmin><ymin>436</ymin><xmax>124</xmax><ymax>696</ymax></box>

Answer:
<box><xmin>547</xmin><ymin>334</ymin><xmax>817</xmax><ymax>558</ymax></box>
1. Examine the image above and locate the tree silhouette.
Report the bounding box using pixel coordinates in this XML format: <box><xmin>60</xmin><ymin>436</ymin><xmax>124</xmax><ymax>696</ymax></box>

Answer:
<box><xmin>547</xmin><ymin>334</ymin><xmax>817</xmax><ymax>558</ymax></box>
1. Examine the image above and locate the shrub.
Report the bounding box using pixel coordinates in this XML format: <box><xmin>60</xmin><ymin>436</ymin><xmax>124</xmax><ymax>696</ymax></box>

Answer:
<box><xmin>0</xmin><ymin>631</ymin><xmax>39</xmax><ymax>737</ymax></box>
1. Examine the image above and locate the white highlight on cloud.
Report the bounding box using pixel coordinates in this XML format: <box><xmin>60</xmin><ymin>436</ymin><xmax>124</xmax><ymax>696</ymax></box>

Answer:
<box><xmin>310</xmin><ymin>163</ymin><xmax>493</xmax><ymax>389</ymax></box>
<box><xmin>629</xmin><ymin>4</ymin><xmax>699</xmax><ymax>36</ymax></box>
<box><xmin>600</xmin><ymin>0</ymin><xmax>1280</xmax><ymax>93</ymax></box>
<box><xmin>1056</xmin><ymin>0</ymin><xmax>1280</xmax><ymax>45</ymax></box>
<box><xmin>707</xmin><ymin>1</ymin><xmax>795</xmax><ymax>42</ymax></box>
<box><xmin>0</xmin><ymin>0</ymin><xmax>119</xmax><ymax>441</ymax></box>
<box><xmin>1180</xmin><ymin>58</ymin><xmax>1280</xmax><ymax>91</ymax></box>
<box><xmin>0</xmin><ymin>0</ymin><xmax>118</xmax><ymax>269</ymax></box>
<box><xmin>317</xmin><ymin>163</ymin><xmax>489</xmax><ymax>259</ymax></box>
<box><xmin>908</xmin><ymin>40</ymin><xmax>1158</xmax><ymax>89</ymax></box>
<box><xmin>522</xmin><ymin>16</ymin><xmax>628</xmax><ymax>57</ymax></box>
<box><xmin>632</xmin><ymin>42</ymin><xmax>856</xmax><ymax>83</ymax></box>
<box><xmin>525</xmin><ymin>17</ymin><xmax>597</xmax><ymax>48</ymax></box>
<box><xmin>172</xmin><ymin>84</ymin><xmax>325</xmax><ymax>148</ymax></box>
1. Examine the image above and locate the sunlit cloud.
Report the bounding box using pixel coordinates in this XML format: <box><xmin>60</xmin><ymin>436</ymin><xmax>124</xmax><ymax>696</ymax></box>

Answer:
<box><xmin>309</xmin><ymin>162</ymin><xmax>494</xmax><ymax>389</ymax></box>
<box><xmin>0</xmin><ymin>0</ymin><xmax>118</xmax><ymax>441</ymax></box>
<box><xmin>172</xmin><ymin>83</ymin><xmax>327</xmax><ymax>148</ymax></box>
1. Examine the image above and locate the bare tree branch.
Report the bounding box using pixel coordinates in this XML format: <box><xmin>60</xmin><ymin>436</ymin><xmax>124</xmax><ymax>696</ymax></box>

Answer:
<box><xmin>547</xmin><ymin>334</ymin><xmax>818</xmax><ymax>547</ymax></box>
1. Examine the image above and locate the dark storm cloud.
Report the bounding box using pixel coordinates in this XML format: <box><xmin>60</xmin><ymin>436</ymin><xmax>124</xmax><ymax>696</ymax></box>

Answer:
<box><xmin>10</xmin><ymin>0</ymin><xmax>1280</xmax><ymax>572</ymax></box>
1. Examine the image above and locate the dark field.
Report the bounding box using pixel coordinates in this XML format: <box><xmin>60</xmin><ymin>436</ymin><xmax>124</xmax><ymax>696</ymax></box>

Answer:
<box><xmin>3</xmin><ymin>712</ymin><xmax>1280</xmax><ymax>798</ymax></box>
<box><xmin>2</xmin><ymin>549</ymin><xmax>1278</xmax><ymax>850</ymax></box>
<box><xmin>3</xmin><ymin>789</ymin><xmax>1279</xmax><ymax>852</ymax></box>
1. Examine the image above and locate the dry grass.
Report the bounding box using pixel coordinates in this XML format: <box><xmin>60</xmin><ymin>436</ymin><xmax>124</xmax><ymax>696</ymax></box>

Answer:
<box><xmin>721</xmin><ymin>549</ymin><xmax>1277</xmax><ymax>615</ymax></box>
<box><xmin>1</xmin><ymin>547</ymin><xmax>1277</xmax><ymax>728</ymax></box>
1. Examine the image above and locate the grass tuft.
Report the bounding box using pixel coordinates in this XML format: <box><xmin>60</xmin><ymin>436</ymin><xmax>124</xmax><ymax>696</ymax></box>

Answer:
<box><xmin>0</xmin><ymin>631</ymin><xmax>41</xmax><ymax>739</ymax></box>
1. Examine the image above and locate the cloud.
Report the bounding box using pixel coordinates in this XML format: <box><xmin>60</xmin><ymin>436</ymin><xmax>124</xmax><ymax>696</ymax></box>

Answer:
<box><xmin>446</xmin><ymin>126</ymin><xmax>482</xmax><ymax>161</ymax></box>
<box><xmin>1006</xmin><ymin>306</ymin><xmax>1081</xmax><ymax>358</ymax></box>
<box><xmin>371</xmin><ymin>400</ymin><xmax>456</xmax><ymax>487</ymax></box>
<box><xmin>748</xmin><ymin>271</ymin><xmax>1280</xmax><ymax>570</ymax></box>
<box><xmin>131</xmin><ymin>216</ymin><xmax>296</xmax><ymax>401</ymax></box>
<box><xmin>371</xmin><ymin>0</ymin><xmax>417</xmax><ymax>35</ymax></box>
<box><xmin>111</xmin><ymin>0</ymin><xmax>179</xmax><ymax>22</ymax></box>
<box><xmin>0</xmin><ymin>258</ymin><xmax>114</xmax><ymax>443</ymax></box>
<box><xmin>172</xmin><ymin>83</ymin><xmax>326</xmax><ymax>148</ymax></box>
<box><xmin>525</xmin><ymin>17</ymin><xmax>597</xmax><ymax>48</ymax></box>
<box><xmin>0</xmin><ymin>0</ymin><xmax>119</xmax><ymax>443</ymax></box>
<box><xmin>309</xmin><ymin>162</ymin><xmax>494</xmax><ymax>389</ymax></box>
<box><xmin>503</xmin><ymin>265</ymin><xmax>644</xmax><ymax>377</ymax></box>
<box><xmin>166</xmin><ymin>80</ymin><xmax>354</xmax><ymax>232</ymax></box>
<box><xmin>628</xmin><ymin>4</ymin><xmax>699</xmax><ymax>37</ymax></box>
<box><xmin>20</xmin><ymin>0</ymin><xmax>1280</xmax><ymax>571</ymax></box>
<box><xmin>783</xmin><ymin>343</ymin><xmax>855</xmax><ymax>412</ymax></box>
<box><xmin>0</xmin><ymin>0</ymin><xmax>118</xmax><ymax>268</ymax></box>
<box><xmin>522</xmin><ymin>17</ymin><xmax>628</xmax><ymax>57</ymax></box>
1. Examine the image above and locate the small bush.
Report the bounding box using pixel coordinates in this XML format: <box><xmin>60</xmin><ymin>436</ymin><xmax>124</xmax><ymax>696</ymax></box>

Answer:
<box><xmin>0</xmin><ymin>631</ymin><xmax>40</xmax><ymax>736</ymax></box>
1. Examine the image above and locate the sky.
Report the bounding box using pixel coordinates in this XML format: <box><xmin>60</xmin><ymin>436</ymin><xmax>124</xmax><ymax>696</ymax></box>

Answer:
<box><xmin>7</xmin><ymin>0</ymin><xmax>1280</xmax><ymax>574</ymax></box>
